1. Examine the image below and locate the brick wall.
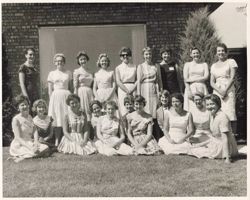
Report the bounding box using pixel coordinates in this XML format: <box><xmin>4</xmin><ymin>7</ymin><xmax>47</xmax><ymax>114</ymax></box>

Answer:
<box><xmin>2</xmin><ymin>3</ymin><xmax>220</xmax><ymax>98</ymax></box>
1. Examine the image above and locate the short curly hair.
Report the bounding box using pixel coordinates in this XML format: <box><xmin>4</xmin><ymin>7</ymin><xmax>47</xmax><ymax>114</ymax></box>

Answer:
<box><xmin>160</xmin><ymin>46</ymin><xmax>172</xmax><ymax>56</ymax></box>
<box><xmin>89</xmin><ymin>100</ymin><xmax>102</xmax><ymax>113</ymax></box>
<box><xmin>119</xmin><ymin>47</ymin><xmax>132</xmax><ymax>57</ymax></box>
<box><xmin>134</xmin><ymin>95</ymin><xmax>146</xmax><ymax>107</ymax></box>
<box><xmin>123</xmin><ymin>94</ymin><xmax>134</xmax><ymax>106</ymax></box>
<box><xmin>32</xmin><ymin>99</ymin><xmax>48</xmax><ymax>114</ymax></box>
<box><xmin>53</xmin><ymin>53</ymin><xmax>66</xmax><ymax>63</ymax></box>
<box><xmin>103</xmin><ymin>100</ymin><xmax>118</xmax><ymax>110</ymax></box>
<box><xmin>76</xmin><ymin>51</ymin><xmax>90</xmax><ymax>65</ymax></box>
<box><xmin>15</xmin><ymin>94</ymin><xmax>29</xmax><ymax>108</ymax></box>
<box><xmin>170</xmin><ymin>93</ymin><xmax>184</xmax><ymax>105</ymax></box>
<box><xmin>66</xmin><ymin>94</ymin><xmax>80</xmax><ymax>106</ymax></box>
<box><xmin>96</xmin><ymin>53</ymin><xmax>110</xmax><ymax>68</ymax></box>
<box><xmin>204</xmin><ymin>94</ymin><xmax>221</xmax><ymax>109</ymax></box>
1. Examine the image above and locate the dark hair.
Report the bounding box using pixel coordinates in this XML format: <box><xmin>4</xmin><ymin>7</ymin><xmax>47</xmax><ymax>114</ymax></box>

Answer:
<box><xmin>217</xmin><ymin>43</ymin><xmax>228</xmax><ymax>53</ymax></box>
<box><xmin>103</xmin><ymin>100</ymin><xmax>118</xmax><ymax>110</ymax></box>
<box><xmin>89</xmin><ymin>100</ymin><xmax>102</xmax><ymax>113</ymax></box>
<box><xmin>192</xmin><ymin>92</ymin><xmax>204</xmax><ymax>101</ymax></box>
<box><xmin>190</xmin><ymin>46</ymin><xmax>201</xmax><ymax>54</ymax></box>
<box><xmin>66</xmin><ymin>94</ymin><xmax>80</xmax><ymax>106</ymax></box>
<box><xmin>24</xmin><ymin>48</ymin><xmax>35</xmax><ymax>55</ymax></box>
<box><xmin>96</xmin><ymin>53</ymin><xmax>110</xmax><ymax>68</ymax></box>
<box><xmin>76</xmin><ymin>51</ymin><xmax>90</xmax><ymax>65</ymax></box>
<box><xmin>204</xmin><ymin>94</ymin><xmax>221</xmax><ymax>109</ymax></box>
<box><xmin>170</xmin><ymin>93</ymin><xmax>184</xmax><ymax>105</ymax></box>
<box><xmin>119</xmin><ymin>47</ymin><xmax>132</xmax><ymax>57</ymax></box>
<box><xmin>160</xmin><ymin>46</ymin><xmax>172</xmax><ymax>56</ymax></box>
<box><xmin>134</xmin><ymin>95</ymin><xmax>146</xmax><ymax>106</ymax></box>
<box><xmin>15</xmin><ymin>94</ymin><xmax>29</xmax><ymax>108</ymax></box>
<box><xmin>32</xmin><ymin>99</ymin><xmax>48</xmax><ymax>114</ymax></box>
<box><xmin>123</xmin><ymin>94</ymin><xmax>134</xmax><ymax>106</ymax></box>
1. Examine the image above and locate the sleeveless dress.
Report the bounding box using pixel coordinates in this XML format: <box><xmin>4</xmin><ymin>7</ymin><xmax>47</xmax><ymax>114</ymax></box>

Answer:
<box><xmin>73</xmin><ymin>67</ymin><xmax>94</xmax><ymax>121</ymax></box>
<box><xmin>211</xmin><ymin>59</ymin><xmax>238</xmax><ymax>121</ymax></box>
<box><xmin>158</xmin><ymin>111</ymin><xmax>192</xmax><ymax>155</ymax></box>
<box><xmin>58</xmin><ymin>111</ymin><xmax>97</xmax><ymax>155</ymax></box>
<box><xmin>9</xmin><ymin>114</ymin><xmax>48</xmax><ymax>159</ymax></box>
<box><xmin>183</xmin><ymin>62</ymin><xmax>208</xmax><ymax>112</ymax></box>
<box><xmin>116</xmin><ymin>63</ymin><xmax>137</xmax><ymax>116</ymax></box>
<box><xmin>48</xmin><ymin>70</ymin><xmax>71</xmax><ymax>127</ymax></box>
<box><xmin>94</xmin><ymin>69</ymin><xmax>118</xmax><ymax>103</ymax></box>
<box><xmin>127</xmin><ymin>113</ymin><xmax>162</xmax><ymax>155</ymax></box>
<box><xmin>95</xmin><ymin>115</ymin><xmax>133</xmax><ymax>156</ymax></box>
<box><xmin>18</xmin><ymin>64</ymin><xmax>40</xmax><ymax>106</ymax></box>
<box><xmin>138</xmin><ymin>62</ymin><xmax>158</xmax><ymax>118</ymax></box>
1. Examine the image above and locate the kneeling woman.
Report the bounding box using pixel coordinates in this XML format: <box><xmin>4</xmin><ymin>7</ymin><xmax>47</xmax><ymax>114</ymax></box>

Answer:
<box><xmin>58</xmin><ymin>94</ymin><xmax>97</xmax><ymax>155</ymax></box>
<box><xmin>158</xmin><ymin>93</ymin><xmax>194</xmax><ymax>155</ymax></box>
<box><xmin>127</xmin><ymin>95</ymin><xmax>162</xmax><ymax>155</ymax></box>
<box><xmin>9</xmin><ymin>95</ymin><xmax>49</xmax><ymax>162</ymax></box>
<box><xmin>95</xmin><ymin>101</ymin><xmax>133</xmax><ymax>156</ymax></box>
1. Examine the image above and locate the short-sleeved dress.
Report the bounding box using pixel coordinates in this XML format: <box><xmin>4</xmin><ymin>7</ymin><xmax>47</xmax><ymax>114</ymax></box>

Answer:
<box><xmin>158</xmin><ymin>110</ymin><xmax>192</xmax><ymax>155</ymax></box>
<box><xmin>138</xmin><ymin>62</ymin><xmax>159</xmax><ymax>118</ymax></box>
<box><xmin>48</xmin><ymin>69</ymin><xmax>71</xmax><ymax>127</ymax></box>
<box><xmin>94</xmin><ymin>69</ymin><xmax>117</xmax><ymax>103</ymax></box>
<box><xmin>127</xmin><ymin>112</ymin><xmax>162</xmax><ymax>155</ymax></box>
<box><xmin>211</xmin><ymin>59</ymin><xmax>238</xmax><ymax>121</ymax></box>
<box><xmin>95</xmin><ymin>115</ymin><xmax>133</xmax><ymax>156</ymax></box>
<box><xmin>183</xmin><ymin>62</ymin><xmax>208</xmax><ymax>112</ymax></box>
<box><xmin>58</xmin><ymin>111</ymin><xmax>97</xmax><ymax>155</ymax></box>
<box><xmin>19</xmin><ymin>64</ymin><xmax>40</xmax><ymax>105</ymax></box>
<box><xmin>73</xmin><ymin>67</ymin><xmax>94</xmax><ymax>121</ymax></box>
<box><xmin>9</xmin><ymin>114</ymin><xmax>48</xmax><ymax>159</ymax></box>
<box><xmin>116</xmin><ymin>63</ymin><xmax>137</xmax><ymax>116</ymax></box>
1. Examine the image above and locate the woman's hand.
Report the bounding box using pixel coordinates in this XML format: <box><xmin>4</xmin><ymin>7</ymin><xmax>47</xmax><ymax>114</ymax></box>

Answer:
<box><xmin>79</xmin><ymin>140</ymin><xmax>87</xmax><ymax>148</ymax></box>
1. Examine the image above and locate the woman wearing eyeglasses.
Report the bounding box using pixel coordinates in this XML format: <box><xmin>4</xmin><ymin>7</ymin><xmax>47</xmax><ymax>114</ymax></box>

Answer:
<box><xmin>115</xmin><ymin>47</ymin><xmax>137</xmax><ymax>116</ymax></box>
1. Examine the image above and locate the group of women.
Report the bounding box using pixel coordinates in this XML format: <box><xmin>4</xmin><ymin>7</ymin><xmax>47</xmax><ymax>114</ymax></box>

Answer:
<box><xmin>9</xmin><ymin>43</ymin><xmax>239</xmax><ymax>163</ymax></box>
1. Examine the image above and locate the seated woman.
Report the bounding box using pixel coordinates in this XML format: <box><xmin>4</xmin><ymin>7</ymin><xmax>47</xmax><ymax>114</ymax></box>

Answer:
<box><xmin>9</xmin><ymin>95</ymin><xmax>49</xmax><ymax>162</ymax></box>
<box><xmin>158</xmin><ymin>93</ymin><xmax>194</xmax><ymax>155</ymax></box>
<box><xmin>95</xmin><ymin>101</ymin><xmax>133</xmax><ymax>156</ymax></box>
<box><xmin>58</xmin><ymin>94</ymin><xmax>97</xmax><ymax>155</ymax></box>
<box><xmin>121</xmin><ymin>94</ymin><xmax>135</xmax><ymax>132</ymax></box>
<box><xmin>32</xmin><ymin>99</ymin><xmax>54</xmax><ymax>149</ymax></box>
<box><xmin>190</xmin><ymin>94</ymin><xmax>238</xmax><ymax>163</ymax></box>
<box><xmin>127</xmin><ymin>95</ymin><xmax>162</xmax><ymax>155</ymax></box>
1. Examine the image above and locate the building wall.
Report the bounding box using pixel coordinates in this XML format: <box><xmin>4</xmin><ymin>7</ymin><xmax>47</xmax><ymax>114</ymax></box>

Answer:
<box><xmin>2</xmin><ymin>3</ymin><xmax>220</xmax><ymax>97</ymax></box>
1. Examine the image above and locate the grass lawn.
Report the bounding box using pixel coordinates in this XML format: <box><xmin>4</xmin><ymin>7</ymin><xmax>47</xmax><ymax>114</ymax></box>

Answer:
<box><xmin>2</xmin><ymin>146</ymin><xmax>247</xmax><ymax>197</ymax></box>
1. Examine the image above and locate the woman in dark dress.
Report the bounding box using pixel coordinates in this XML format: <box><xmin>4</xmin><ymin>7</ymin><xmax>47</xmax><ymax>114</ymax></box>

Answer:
<box><xmin>19</xmin><ymin>48</ymin><xmax>40</xmax><ymax>107</ymax></box>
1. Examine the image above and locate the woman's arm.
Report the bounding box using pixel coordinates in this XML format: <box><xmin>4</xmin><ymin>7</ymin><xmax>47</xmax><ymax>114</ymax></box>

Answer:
<box><xmin>162</xmin><ymin>113</ymin><xmax>175</xmax><ymax>144</ymax></box>
<box><xmin>210</xmin><ymin>73</ymin><xmax>224</xmax><ymax>96</ymax></box>
<box><xmin>137</xmin><ymin>65</ymin><xmax>142</xmax><ymax>95</ymax></box>
<box><xmin>126</xmin><ymin>118</ymin><xmax>137</xmax><ymax>146</ymax></box>
<box><xmin>73</xmin><ymin>71</ymin><xmax>79</xmax><ymax>95</ymax></box>
<box><xmin>62</xmin><ymin>115</ymin><xmax>74</xmax><ymax>142</ymax></box>
<box><xmin>48</xmin><ymin>82</ymin><xmax>53</xmax><ymax>99</ymax></box>
<box><xmin>106</xmin><ymin>72</ymin><xmax>117</xmax><ymax>100</ymax></box>
<box><xmin>224</xmin><ymin>66</ymin><xmax>236</xmax><ymax>94</ymax></box>
<box><xmin>19</xmin><ymin>72</ymin><xmax>29</xmax><ymax>99</ymax></box>
<box><xmin>136</xmin><ymin>120</ymin><xmax>153</xmax><ymax>148</ymax></box>
<box><xmin>115</xmin><ymin>67</ymin><xmax>130</xmax><ymax>94</ymax></box>
<box><xmin>109</xmin><ymin>120</ymin><xmax>125</xmax><ymax>148</ymax></box>
<box><xmin>96</xmin><ymin>117</ymin><xmax>105</xmax><ymax>142</ymax></box>
<box><xmin>155</xmin><ymin>66</ymin><xmax>160</xmax><ymax>97</ymax></box>
<box><xmin>93</xmin><ymin>76</ymin><xmax>98</xmax><ymax>99</ymax></box>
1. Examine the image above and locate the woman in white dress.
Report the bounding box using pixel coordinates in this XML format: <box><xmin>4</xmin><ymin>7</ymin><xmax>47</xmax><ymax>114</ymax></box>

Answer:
<box><xmin>73</xmin><ymin>51</ymin><xmax>94</xmax><ymax>122</ymax></box>
<box><xmin>9</xmin><ymin>95</ymin><xmax>49</xmax><ymax>162</ymax></box>
<box><xmin>93</xmin><ymin>53</ymin><xmax>117</xmax><ymax>104</ymax></box>
<box><xmin>183</xmin><ymin>47</ymin><xmax>209</xmax><ymax>112</ymax></box>
<box><xmin>115</xmin><ymin>47</ymin><xmax>137</xmax><ymax>116</ymax></box>
<box><xmin>95</xmin><ymin>101</ymin><xmax>133</xmax><ymax>156</ymax></box>
<box><xmin>210</xmin><ymin>43</ymin><xmax>238</xmax><ymax>135</ymax></box>
<box><xmin>158</xmin><ymin>93</ymin><xmax>194</xmax><ymax>155</ymax></box>
<box><xmin>58</xmin><ymin>94</ymin><xmax>97</xmax><ymax>155</ymax></box>
<box><xmin>48</xmin><ymin>53</ymin><xmax>71</xmax><ymax>147</ymax></box>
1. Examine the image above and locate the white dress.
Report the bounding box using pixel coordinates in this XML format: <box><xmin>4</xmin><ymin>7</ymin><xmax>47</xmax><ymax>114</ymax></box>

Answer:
<box><xmin>158</xmin><ymin>111</ymin><xmax>192</xmax><ymax>155</ymax></box>
<box><xmin>94</xmin><ymin>69</ymin><xmax>117</xmax><ymax>103</ymax></box>
<box><xmin>73</xmin><ymin>67</ymin><xmax>94</xmax><ymax>121</ymax></box>
<box><xmin>95</xmin><ymin>115</ymin><xmax>133</xmax><ymax>156</ymax></box>
<box><xmin>48</xmin><ymin>70</ymin><xmax>71</xmax><ymax>127</ymax></box>
<box><xmin>183</xmin><ymin>62</ymin><xmax>208</xmax><ymax>112</ymax></box>
<box><xmin>116</xmin><ymin>62</ymin><xmax>137</xmax><ymax>116</ymax></box>
<box><xmin>211</xmin><ymin>59</ymin><xmax>238</xmax><ymax>121</ymax></box>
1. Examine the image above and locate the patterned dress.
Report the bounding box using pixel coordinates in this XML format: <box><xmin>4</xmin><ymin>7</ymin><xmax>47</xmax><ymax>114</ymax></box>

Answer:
<box><xmin>211</xmin><ymin>59</ymin><xmax>238</xmax><ymax>121</ymax></box>
<box><xmin>58</xmin><ymin>111</ymin><xmax>96</xmax><ymax>155</ymax></box>
<box><xmin>9</xmin><ymin>114</ymin><xmax>48</xmax><ymax>159</ymax></box>
<box><xmin>48</xmin><ymin>69</ymin><xmax>71</xmax><ymax>127</ymax></box>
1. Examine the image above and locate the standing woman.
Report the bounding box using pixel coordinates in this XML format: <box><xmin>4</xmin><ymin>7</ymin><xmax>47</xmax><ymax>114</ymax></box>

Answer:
<box><xmin>210</xmin><ymin>43</ymin><xmax>238</xmax><ymax>135</ymax></box>
<box><xmin>73</xmin><ymin>51</ymin><xmax>94</xmax><ymax>122</ymax></box>
<box><xmin>19</xmin><ymin>48</ymin><xmax>40</xmax><ymax>107</ymax></box>
<box><xmin>137</xmin><ymin>47</ymin><xmax>160</xmax><ymax>119</ymax></box>
<box><xmin>115</xmin><ymin>47</ymin><xmax>137</xmax><ymax>116</ymax></box>
<box><xmin>93</xmin><ymin>53</ymin><xmax>117</xmax><ymax>104</ymax></box>
<box><xmin>183</xmin><ymin>47</ymin><xmax>209</xmax><ymax>112</ymax></box>
<box><xmin>48</xmin><ymin>53</ymin><xmax>72</xmax><ymax>147</ymax></box>
<box><xmin>157</xmin><ymin>46</ymin><xmax>183</xmax><ymax>94</ymax></box>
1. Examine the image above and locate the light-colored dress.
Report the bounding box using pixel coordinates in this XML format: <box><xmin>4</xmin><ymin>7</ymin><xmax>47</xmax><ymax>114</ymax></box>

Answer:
<box><xmin>73</xmin><ymin>67</ymin><xmax>94</xmax><ymax>121</ymax></box>
<box><xmin>138</xmin><ymin>62</ymin><xmax>159</xmax><ymax>118</ymax></box>
<box><xmin>183</xmin><ymin>62</ymin><xmax>208</xmax><ymax>112</ymax></box>
<box><xmin>211</xmin><ymin>59</ymin><xmax>238</xmax><ymax>121</ymax></box>
<box><xmin>94</xmin><ymin>69</ymin><xmax>117</xmax><ymax>103</ymax></box>
<box><xmin>58</xmin><ymin>111</ymin><xmax>96</xmax><ymax>155</ymax></box>
<box><xmin>116</xmin><ymin>62</ymin><xmax>137</xmax><ymax>116</ymax></box>
<box><xmin>48</xmin><ymin>69</ymin><xmax>71</xmax><ymax>127</ymax></box>
<box><xmin>9</xmin><ymin>114</ymin><xmax>48</xmax><ymax>159</ymax></box>
<box><xmin>95</xmin><ymin>115</ymin><xmax>133</xmax><ymax>156</ymax></box>
<box><xmin>127</xmin><ymin>112</ymin><xmax>162</xmax><ymax>155</ymax></box>
<box><xmin>158</xmin><ymin>110</ymin><xmax>192</xmax><ymax>155</ymax></box>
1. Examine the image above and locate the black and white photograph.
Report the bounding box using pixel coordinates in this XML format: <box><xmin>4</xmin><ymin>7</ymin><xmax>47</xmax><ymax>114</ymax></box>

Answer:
<box><xmin>1</xmin><ymin>1</ymin><xmax>248</xmax><ymax>198</ymax></box>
